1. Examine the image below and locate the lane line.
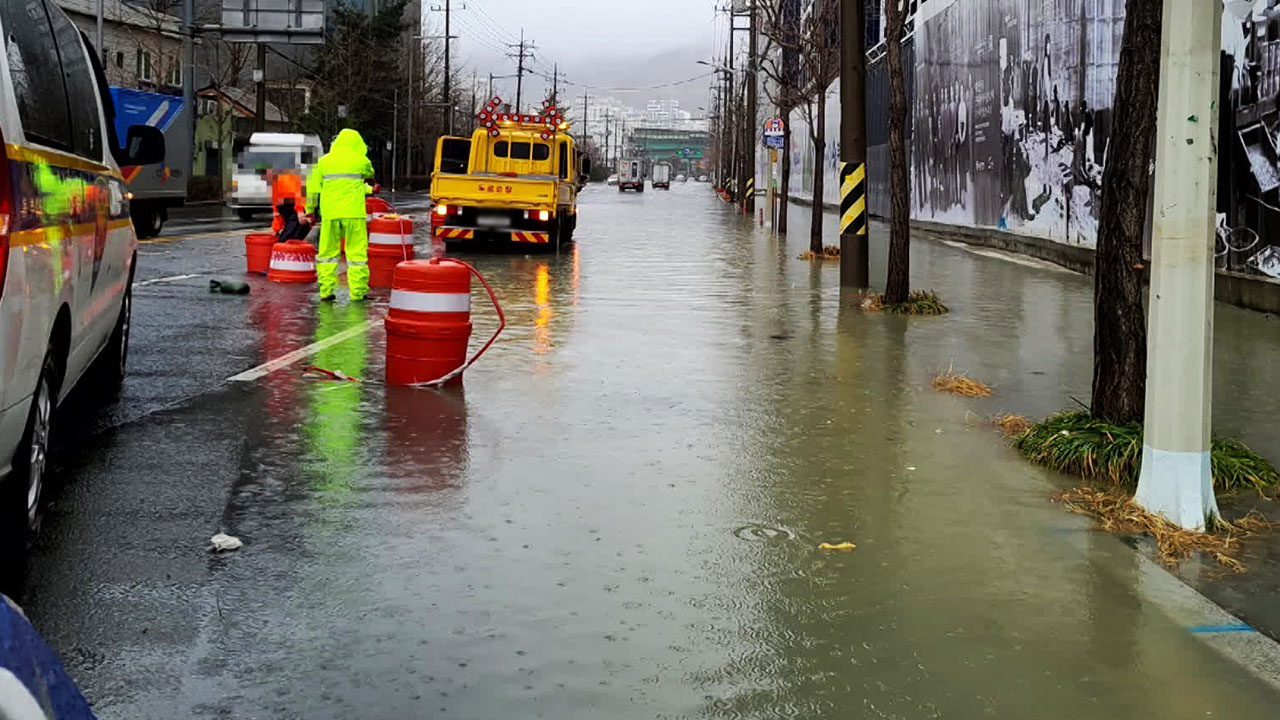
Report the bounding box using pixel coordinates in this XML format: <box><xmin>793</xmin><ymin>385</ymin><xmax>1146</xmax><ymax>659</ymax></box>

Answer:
<box><xmin>227</xmin><ymin>320</ymin><xmax>374</xmax><ymax>383</ymax></box>
<box><xmin>1187</xmin><ymin>624</ymin><xmax>1255</xmax><ymax>634</ymax></box>
<box><xmin>135</xmin><ymin>273</ymin><xmax>200</xmax><ymax>287</ymax></box>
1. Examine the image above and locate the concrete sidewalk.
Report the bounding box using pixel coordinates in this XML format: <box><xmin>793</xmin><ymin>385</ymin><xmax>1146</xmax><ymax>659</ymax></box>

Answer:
<box><xmin>787</xmin><ymin>199</ymin><xmax>1280</xmax><ymax>647</ymax></box>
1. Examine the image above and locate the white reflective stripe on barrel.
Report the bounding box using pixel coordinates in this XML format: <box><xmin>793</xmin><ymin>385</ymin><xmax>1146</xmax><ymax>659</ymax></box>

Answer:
<box><xmin>390</xmin><ymin>290</ymin><xmax>470</xmax><ymax>313</ymax></box>
<box><xmin>270</xmin><ymin>257</ymin><xmax>316</xmax><ymax>271</ymax></box>
<box><xmin>369</xmin><ymin>232</ymin><xmax>407</xmax><ymax>245</ymax></box>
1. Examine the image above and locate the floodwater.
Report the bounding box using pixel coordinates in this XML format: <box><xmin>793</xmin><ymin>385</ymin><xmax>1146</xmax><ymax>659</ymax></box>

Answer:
<box><xmin>23</xmin><ymin>183</ymin><xmax>1280</xmax><ymax>718</ymax></box>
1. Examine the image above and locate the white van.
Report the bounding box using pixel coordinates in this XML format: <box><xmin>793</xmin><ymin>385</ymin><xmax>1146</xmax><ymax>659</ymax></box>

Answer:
<box><xmin>230</xmin><ymin>132</ymin><xmax>324</xmax><ymax>220</ymax></box>
<box><xmin>0</xmin><ymin>0</ymin><xmax>163</xmax><ymax>591</ymax></box>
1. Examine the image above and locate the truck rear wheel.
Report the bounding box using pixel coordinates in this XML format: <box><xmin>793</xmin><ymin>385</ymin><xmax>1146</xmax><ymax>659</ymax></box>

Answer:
<box><xmin>131</xmin><ymin>204</ymin><xmax>164</xmax><ymax>238</ymax></box>
<box><xmin>237</xmin><ymin>208</ymin><xmax>257</xmax><ymax>222</ymax></box>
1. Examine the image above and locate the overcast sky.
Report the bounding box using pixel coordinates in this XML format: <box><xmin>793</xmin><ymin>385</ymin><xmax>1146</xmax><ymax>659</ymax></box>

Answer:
<box><xmin>435</xmin><ymin>0</ymin><xmax>726</xmax><ymax>112</ymax></box>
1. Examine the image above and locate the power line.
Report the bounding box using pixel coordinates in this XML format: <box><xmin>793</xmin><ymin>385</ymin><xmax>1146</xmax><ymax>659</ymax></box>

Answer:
<box><xmin>525</xmin><ymin>70</ymin><xmax>715</xmax><ymax>93</ymax></box>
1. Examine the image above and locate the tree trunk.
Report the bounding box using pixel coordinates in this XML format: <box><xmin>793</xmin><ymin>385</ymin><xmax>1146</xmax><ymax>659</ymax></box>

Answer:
<box><xmin>811</xmin><ymin>92</ymin><xmax>826</xmax><ymax>254</ymax></box>
<box><xmin>884</xmin><ymin>5</ymin><xmax>911</xmax><ymax>304</ymax></box>
<box><xmin>1091</xmin><ymin>0</ymin><xmax>1160</xmax><ymax>423</ymax></box>
<box><xmin>779</xmin><ymin>110</ymin><xmax>791</xmax><ymax>234</ymax></box>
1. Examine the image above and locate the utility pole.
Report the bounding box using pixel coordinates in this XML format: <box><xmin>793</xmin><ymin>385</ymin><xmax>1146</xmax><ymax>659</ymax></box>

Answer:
<box><xmin>182</xmin><ymin>0</ymin><xmax>194</xmax><ymax>171</ymax></box>
<box><xmin>254</xmin><ymin>43</ymin><xmax>266</xmax><ymax>132</ymax></box>
<box><xmin>552</xmin><ymin>63</ymin><xmax>559</xmax><ymax>103</ymax></box>
<box><xmin>582</xmin><ymin>88</ymin><xmax>588</xmax><ymax>132</ymax></box>
<box><xmin>471</xmin><ymin>69</ymin><xmax>479</xmax><ymax>131</ymax></box>
<box><xmin>1133</xmin><ymin>0</ymin><xmax>1223</xmax><ymax>531</ymax></box>
<box><xmin>444</xmin><ymin>0</ymin><xmax>452</xmax><ymax>134</ymax></box>
<box><xmin>840</xmin><ymin>0</ymin><xmax>870</xmax><ymax>288</ymax></box>
<box><xmin>744</xmin><ymin>0</ymin><xmax>758</xmax><ymax>215</ymax></box>
<box><xmin>727</xmin><ymin>19</ymin><xmax>736</xmax><ymax>199</ymax></box>
<box><xmin>430</xmin><ymin>2</ymin><xmax>456</xmax><ymax>134</ymax></box>
<box><xmin>604</xmin><ymin>112</ymin><xmax>611</xmax><ymax>169</ymax></box>
<box><xmin>510</xmin><ymin>30</ymin><xmax>535</xmax><ymax>114</ymax></box>
<box><xmin>96</xmin><ymin>0</ymin><xmax>104</xmax><ymax>63</ymax></box>
<box><xmin>392</xmin><ymin>88</ymin><xmax>399</xmax><ymax>191</ymax></box>
<box><xmin>407</xmin><ymin>34</ymin><xmax>418</xmax><ymax>178</ymax></box>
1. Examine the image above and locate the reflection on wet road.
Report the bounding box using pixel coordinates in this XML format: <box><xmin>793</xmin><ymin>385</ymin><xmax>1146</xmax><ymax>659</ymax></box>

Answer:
<box><xmin>22</xmin><ymin>185</ymin><xmax>1280</xmax><ymax>717</ymax></box>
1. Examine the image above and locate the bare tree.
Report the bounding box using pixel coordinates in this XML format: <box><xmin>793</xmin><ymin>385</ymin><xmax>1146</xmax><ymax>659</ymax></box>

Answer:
<box><xmin>883</xmin><ymin>0</ymin><xmax>911</xmax><ymax>303</ymax></box>
<box><xmin>1091</xmin><ymin>0</ymin><xmax>1161</xmax><ymax>423</ymax></box>
<box><xmin>793</xmin><ymin>0</ymin><xmax>839</xmax><ymax>254</ymax></box>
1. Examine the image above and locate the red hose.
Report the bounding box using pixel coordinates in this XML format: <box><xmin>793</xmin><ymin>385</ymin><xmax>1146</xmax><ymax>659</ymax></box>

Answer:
<box><xmin>408</xmin><ymin>258</ymin><xmax>506</xmax><ymax>388</ymax></box>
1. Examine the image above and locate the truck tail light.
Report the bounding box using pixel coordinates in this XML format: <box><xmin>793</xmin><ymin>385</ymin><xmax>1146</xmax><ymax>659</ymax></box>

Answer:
<box><xmin>435</xmin><ymin>204</ymin><xmax>457</xmax><ymax>216</ymax></box>
<box><xmin>525</xmin><ymin>210</ymin><xmax>550</xmax><ymax>222</ymax></box>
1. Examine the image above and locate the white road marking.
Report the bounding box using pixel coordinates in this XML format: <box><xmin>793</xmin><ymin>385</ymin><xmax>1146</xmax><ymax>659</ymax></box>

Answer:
<box><xmin>226</xmin><ymin>320</ymin><xmax>374</xmax><ymax>383</ymax></box>
<box><xmin>134</xmin><ymin>273</ymin><xmax>200</xmax><ymax>287</ymax></box>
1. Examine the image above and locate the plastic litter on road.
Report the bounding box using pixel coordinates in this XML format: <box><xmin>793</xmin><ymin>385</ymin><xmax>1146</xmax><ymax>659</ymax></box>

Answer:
<box><xmin>210</xmin><ymin>533</ymin><xmax>243</xmax><ymax>552</ymax></box>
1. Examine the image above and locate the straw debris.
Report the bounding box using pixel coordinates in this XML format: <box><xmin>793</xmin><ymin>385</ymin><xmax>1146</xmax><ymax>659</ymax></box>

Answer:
<box><xmin>798</xmin><ymin>245</ymin><xmax>841</xmax><ymax>261</ymax></box>
<box><xmin>993</xmin><ymin>413</ymin><xmax>1032</xmax><ymax>437</ymax></box>
<box><xmin>933</xmin><ymin>371</ymin><xmax>992</xmax><ymax>397</ymax></box>
<box><xmin>1054</xmin><ymin>487</ymin><xmax>1276</xmax><ymax>572</ymax></box>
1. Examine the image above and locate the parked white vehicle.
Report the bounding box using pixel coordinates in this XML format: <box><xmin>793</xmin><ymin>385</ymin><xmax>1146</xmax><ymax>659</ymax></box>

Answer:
<box><xmin>0</xmin><ymin>0</ymin><xmax>163</xmax><ymax>591</ymax></box>
<box><xmin>230</xmin><ymin>132</ymin><xmax>323</xmax><ymax>221</ymax></box>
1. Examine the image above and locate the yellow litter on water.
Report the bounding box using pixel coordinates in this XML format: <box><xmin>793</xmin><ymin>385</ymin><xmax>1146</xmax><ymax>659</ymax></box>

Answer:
<box><xmin>818</xmin><ymin>541</ymin><xmax>856</xmax><ymax>551</ymax></box>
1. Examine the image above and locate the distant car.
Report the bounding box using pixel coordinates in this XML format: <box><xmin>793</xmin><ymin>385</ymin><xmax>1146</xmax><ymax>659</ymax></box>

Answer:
<box><xmin>676</xmin><ymin>174</ymin><xmax>687</xmax><ymax>183</ymax></box>
<box><xmin>0</xmin><ymin>0</ymin><xmax>164</xmax><ymax>591</ymax></box>
<box><xmin>697</xmin><ymin>175</ymin><xmax>709</xmax><ymax>182</ymax></box>
<box><xmin>606</xmin><ymin>173</ymin><xmax>619</xmax><ymax>186</ymax></box>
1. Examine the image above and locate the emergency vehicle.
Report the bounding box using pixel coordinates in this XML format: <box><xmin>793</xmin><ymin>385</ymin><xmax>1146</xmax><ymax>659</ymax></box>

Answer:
<box><xmin>431</xmin><ymin>98</ymin><xmax>589</xmax><ymax>249</ymax></box>
<box><xmin>0</xmin><ymin>0</ymin><xmax>164</xmax><ymax>591</ymax></box>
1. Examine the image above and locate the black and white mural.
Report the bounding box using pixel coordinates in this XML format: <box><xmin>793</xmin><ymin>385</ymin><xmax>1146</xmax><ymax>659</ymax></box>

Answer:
<box><xmin>904</xmin><ymin>0</ymin><xmax>1280</xmax><ymax>277</ymax></box>
<box><xmin>912</xmin><ymin>0</ymin><xmax>1123</xmax><ymax>245</ymax></box>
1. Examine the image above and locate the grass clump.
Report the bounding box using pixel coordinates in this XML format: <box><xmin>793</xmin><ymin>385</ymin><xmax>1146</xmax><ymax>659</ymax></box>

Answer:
<box><xmin>872</xmin><ymin>290</ymin><xmax>949</xmax><ymax>315</ymax></box>
<box><xmin>798</xmin><ymin>245</ymin><xmax>841</xmax><ymax>261</ymax></box>
<box><xmin>1016</xmin><ymin>410</ymin><xmax>1280</xmax><ymax>492</ymax></box>
<box><xmin>933</xmin><ymin>372</ymin><xmax>992</xmax><ymax>397</ymax></box>
<box><xmin>1055</xmin><ymin>487</ymin><xmax>1276</xmax><ymax>572</ymax></box>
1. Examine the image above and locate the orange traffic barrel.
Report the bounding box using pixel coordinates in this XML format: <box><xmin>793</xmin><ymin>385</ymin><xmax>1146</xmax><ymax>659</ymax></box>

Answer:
<box><xmin>385</xmin><ymin>258</ymin><xmax>472</xmax><ymax>386</ymax></box>
<box><xmin>368</xmin><ymin>215</ymin><xmax>415</xmax><ymax>289</ymax></box>
<box><xmin>245</xmin><ymin>232</ymin><xmax>276</xmax><ymax>275</ymax></box>
<box><xmin>267</xmin><ymin>240</ymin><xmax>318</xmax><ymax>283</ymax></box>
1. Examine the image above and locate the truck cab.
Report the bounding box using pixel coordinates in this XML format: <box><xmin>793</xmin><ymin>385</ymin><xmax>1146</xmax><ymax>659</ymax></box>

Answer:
<box><xmin>431</xmin><ymin>121</ymin><xmax>587</xmax><ymax>248</ymax></box>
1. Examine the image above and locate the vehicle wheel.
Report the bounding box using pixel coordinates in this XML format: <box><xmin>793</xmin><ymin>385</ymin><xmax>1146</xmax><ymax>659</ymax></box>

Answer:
<box><xmin>563</xmin><ymin>215</ymin><xmax>576</xmax><ymax>243</ymax></box>
<box><xmin>131</xmin><ymin>205</ymin><xmax>163</xmax><ymax>239</ymax></box>
<box><xmin>237</xmin><ymin>208</ymin><xmax>257</xmax><ymax>222</ymax></box>
<box><xmin>0</xmin><ymin>352</ymin><xmax>57</xmax><ymax>595</ymax></box>
<box><xmin>93</xmin><ymin>274</ymin><xmax>132</xmax><ymax>389</ymax></box>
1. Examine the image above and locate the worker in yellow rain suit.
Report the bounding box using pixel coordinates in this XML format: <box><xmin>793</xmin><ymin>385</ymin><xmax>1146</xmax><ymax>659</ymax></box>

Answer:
<box><xmin>307</xmin><ymin>128</ymin><xmax>376</xmax><ymax>302</ymax></box>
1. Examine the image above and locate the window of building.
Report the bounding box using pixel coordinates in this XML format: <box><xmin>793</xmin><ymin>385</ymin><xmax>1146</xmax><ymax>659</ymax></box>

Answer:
<box><xmin>136</xmin><ymin>48</ymin><xmax>153</xmax><ymax>82</ymax></box>
<box><xmin>115</xmin><ymin>51</ymin><xmax>124</xmax><ymax>68</ymax></box>
<box><xmin>0</xmin><ymin>0</ymin><xmax>72</xmax><ymax>150</ymax></box>
<box><xmin>166</xmin><ymin>61</ymin><xmax>181</xmax><ymax>87</ymax></box>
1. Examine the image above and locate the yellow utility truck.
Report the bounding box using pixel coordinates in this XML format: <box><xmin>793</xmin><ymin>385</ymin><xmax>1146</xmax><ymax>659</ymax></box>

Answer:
<box><xmin>431</xmin><ymin>118</ymin><xmax>589</xmax><ymax>249</ymax></box>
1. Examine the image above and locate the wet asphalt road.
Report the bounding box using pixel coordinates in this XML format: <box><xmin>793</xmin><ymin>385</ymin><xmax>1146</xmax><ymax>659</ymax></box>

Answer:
<box><xmin>18</xmin><ymin>184</ymin><xmax>1280</xmax><ymax>718</ymax></box>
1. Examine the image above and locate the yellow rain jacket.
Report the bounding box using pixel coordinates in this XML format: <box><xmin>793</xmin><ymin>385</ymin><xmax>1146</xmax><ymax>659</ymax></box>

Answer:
<box><xmin>308</xmin><ymin>129</ymin><xmax>376</xmax><ymax>300</ymax></box>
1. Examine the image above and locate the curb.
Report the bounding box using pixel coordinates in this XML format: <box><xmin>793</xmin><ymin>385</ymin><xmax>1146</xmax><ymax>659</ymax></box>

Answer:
<box><xmin>1122</xmin><ymin>549</ymin><xmax>1280</xmax><ymax>692</ymax></box>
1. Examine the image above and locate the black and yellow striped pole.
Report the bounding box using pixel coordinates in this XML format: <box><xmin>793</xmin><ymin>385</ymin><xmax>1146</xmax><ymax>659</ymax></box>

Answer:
<box><xmin>840</xmin><ymin>162</ymin><xmax>867</xmax><ymax>236</ymax></box>
<box><xmin>744</xmin><ymin>176</ymin><xmax>755</xmax><ymax>215</ymax></box>
<box><xmin>840</xmin><ymin>0</ymin><xmax>870</xmax><ymax>289</ymax></box>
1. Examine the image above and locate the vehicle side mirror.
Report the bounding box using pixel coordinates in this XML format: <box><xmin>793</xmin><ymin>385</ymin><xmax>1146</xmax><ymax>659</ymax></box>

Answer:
<box><xmin>120</xmin><ymin>125</ymin><xmax>165</xmax><ymax>166</ymax></box>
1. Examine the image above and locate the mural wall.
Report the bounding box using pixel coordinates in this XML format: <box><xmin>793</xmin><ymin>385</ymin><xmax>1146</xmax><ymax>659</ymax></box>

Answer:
<box><xmin>771</xmin><ymin>0</ymin><xmax>1280</xmax><ymax>280</ymax></box>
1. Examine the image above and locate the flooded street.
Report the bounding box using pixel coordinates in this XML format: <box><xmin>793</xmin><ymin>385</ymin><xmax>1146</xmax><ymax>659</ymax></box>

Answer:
<box><xmin>22</xmin><ymin>185</ymin><xmax>1280</xmax><ymax>718</ymax></box>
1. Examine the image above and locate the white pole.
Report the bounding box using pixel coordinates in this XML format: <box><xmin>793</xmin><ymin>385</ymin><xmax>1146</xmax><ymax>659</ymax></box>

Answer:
<box><xmin>96</xmin><ymin>0</ymin><xmax>104</xmax><ymax>64</ymax></box>
<box><xmin>1133</xmin><ymin>0</ymin><xmax>1223</xmax><ymax>531</ymax></box>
